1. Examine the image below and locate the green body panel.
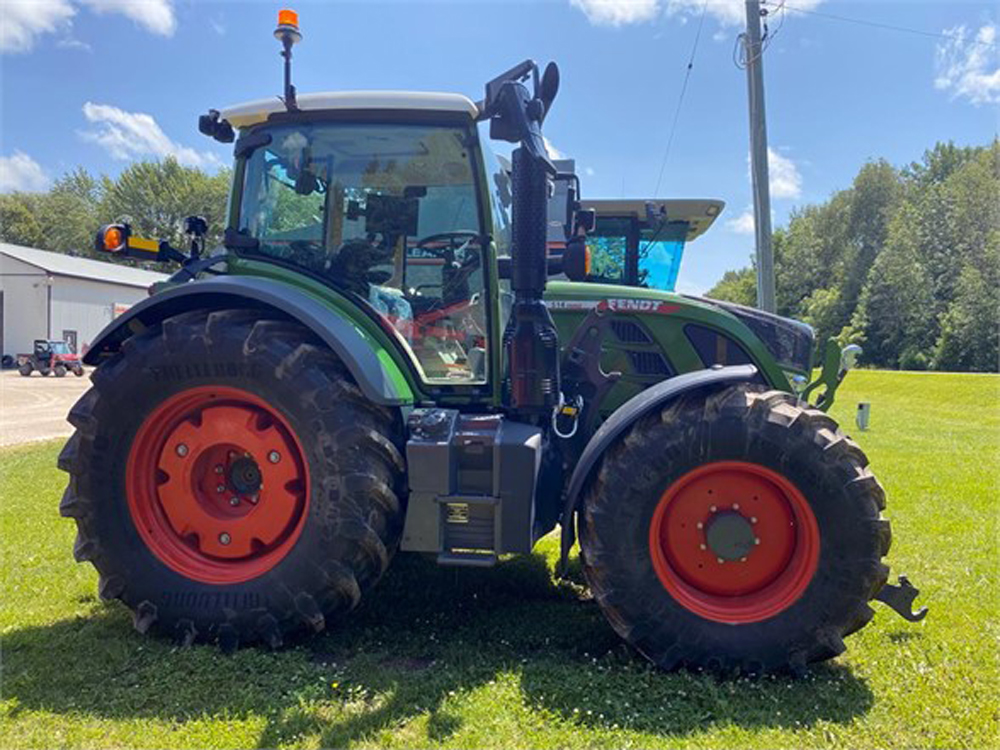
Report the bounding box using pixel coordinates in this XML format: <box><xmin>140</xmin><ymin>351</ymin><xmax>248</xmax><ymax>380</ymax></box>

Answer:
<box><xmin>227</xmin><ymin>256</ymin><xmax>418</xmax><ymax>404</ymax></box>
<box><xmin>544</xmin><ymin>281</ymin><xmax>792</xmax><ymax>413</ymax></box>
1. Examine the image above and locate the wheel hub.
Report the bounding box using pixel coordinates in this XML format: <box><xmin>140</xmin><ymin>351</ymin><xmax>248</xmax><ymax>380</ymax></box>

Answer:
<box><xmin>126</xmin><ymin>386</ymin><xmax>310</xmax><ymax>584</ymax></box>
<box><xmin>648</xmin><ymin>461</ymin><xmax>820</xmax><ymax>624</ymax></box>
<box><xmin>228</xmin><ymin>456</ymin><xmax>263</xmax><ymax>496</ymax></box>
<box><xmin>705</xmin><ymin>510</ymin><xmax>757</xmax><ymax>561</ymax></box>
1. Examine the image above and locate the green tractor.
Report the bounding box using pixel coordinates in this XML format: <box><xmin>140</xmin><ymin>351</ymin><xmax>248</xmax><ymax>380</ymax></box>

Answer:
<box><xmin>61</xmin><ymin>12</ymin><xmax>923</xmax><ymax>672</ymax></box>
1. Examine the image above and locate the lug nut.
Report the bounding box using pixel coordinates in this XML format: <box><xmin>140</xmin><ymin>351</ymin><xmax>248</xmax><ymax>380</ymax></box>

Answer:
<box><xmin>175</xmin><ymin>444</ymin><xmax>189</xmax><ymax>457</ymax></box>
<box><xmin>709</xmin><ymin>505</ymin><xmax>717</xmax><ymax>513</ymax></box>
<box><xmin>229</xmin><ymin>497</ymin><xmax>240</xmax><ymax>507</ymax></box>
<box><xmin>219</xmin><ymin>533</ymin><xmax>231</xmax><ymax>545</ymax></box>
<box><xmin>733</xmin><ymin>503</ymin><xmax>740</xmax><ymax>510</ymax></box>
<box><xmin>717</xmin><ymin>557</ymin><xmax>725</xmax><ymax>564</ymax></box>
<box><xmin>699</xmin><ymin>543</ymin><xmax>707</xmax><ymax>550</ymax></box>
<box><xmin>750</xmin><ymin>516</ymin><xmax>758</xmax><ymax>524</ymax></box>
<box><xmin>216</xmin><ymin>484</ymin><xmax>225</xmax><ymax>493</ymax></box>
<box><xmin>754</xmin><ymin>537</ymin><xmax>761</xmax><ymax>545</ymax></box>
<box><xmin>268</xmin><ymin>450</ymin><xmax>281</xmax><ymax>464</ymax></box>
<box><xmin>214</xmin><ymin>465</ymin><xmax>224</xmax><ymax>474</ymax></box>
<box><xmin>696</xmin><ymin>522</ymin><xmax>704</xmax><ymax>530</ymax></box>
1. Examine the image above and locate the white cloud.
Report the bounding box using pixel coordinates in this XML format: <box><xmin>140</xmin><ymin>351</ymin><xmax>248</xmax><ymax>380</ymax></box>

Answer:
<box><xmin>79</xmin><ymin>0</ymin><xmax>176</xmax><ymax>36</ymax></box>
<box><xmin>0</xmin><ymin>151</ymin><xmax>51</xmax><ymax>193</ymax></box>
<box><xmin>766</xmin><ymin>147</ymin><xmax>802</xmax><ymax>199</ymax></box>
<box><xmin>935</xmin><ymin>24</ymin><xmax>1000</xmax><ymax>106</ymax></box>
<box><xmin>569</xmin><ymin>0</ymin><xmax>660</xmax><ymax>27</ymax></box>
<box><xmin>57</xmin><ymin>37</ymin><xmax>92</xmax><ymax>52</ymax></box>
<box><xmin>726</xmin><ymin>207</ymin><xmax>756</xmax><ymax>235</ymax></box>
<box><xmin>80</xmin><ymin>102</ymin><xmax>220</xmax><ymax>168</ymax></box>
<box><xmin>666</xmin><ymin>0</ymin><xmax>826</xmax><ymax>28</ymax></box>
<box><xmin>0</xmin><ymin>0</ymin><xmax>75</xmax><ymax>53</ymax></box>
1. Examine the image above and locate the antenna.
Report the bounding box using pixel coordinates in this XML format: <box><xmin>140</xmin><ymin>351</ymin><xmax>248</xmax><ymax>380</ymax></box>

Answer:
<box><xmin>274</xmin><ymin>9</ymin><xmax>302</xmax><ymax>111</ymax></box>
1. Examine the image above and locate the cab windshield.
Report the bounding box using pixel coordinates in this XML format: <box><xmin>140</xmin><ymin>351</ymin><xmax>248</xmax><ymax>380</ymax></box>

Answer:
<box><xmin>586</xmin><ymin>216</ymin><xmax>687</xmax><ymax>291</ymax></box>
<box><xmin>237</xmin><ymin>122</ymin><xmax>488</xmax><ymax>385</ymax></box>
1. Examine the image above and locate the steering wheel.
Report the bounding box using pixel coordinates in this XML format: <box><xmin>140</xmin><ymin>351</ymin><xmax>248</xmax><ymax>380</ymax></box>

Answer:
<box><xmin>415</xmin><ymin>231</ymin><xmax>480</xmax><ymax>252</ymax></box>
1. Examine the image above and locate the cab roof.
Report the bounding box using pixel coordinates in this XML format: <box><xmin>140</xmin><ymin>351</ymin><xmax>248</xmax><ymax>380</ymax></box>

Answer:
<box><xmin>221</xmin><ymin>91</ymin><xmax>480</xmax><ymax>129</ymax></box>
<box><xmin>582</xmin><ymin>198</ymin><xmax>725</xmax><ymax>241</ymax></box>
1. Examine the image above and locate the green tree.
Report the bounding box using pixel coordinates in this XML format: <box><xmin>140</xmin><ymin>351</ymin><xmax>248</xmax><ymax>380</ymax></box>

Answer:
<box><xmin>932</xmin><ymin>234</ymin><xmax>1000</xmax><ymax>372</ymax></box>
<box><xmin>706</xmin><ymin>266</ymin><xmax>756</xmax><ymax>307</ymax></box>
<box><xmin>0</xmin><ymin>193</ymin><xmax>45</xmax><ymax>248</ymax></box>
<box><xmin>847</xmin><ymin>206</ymin><xmax>936</xmax><ymax>369</ymax></box>
<box><xmin>37</xmin><ymin>168</ymin><xmax>103</xmax><ymax>256</ymax></box>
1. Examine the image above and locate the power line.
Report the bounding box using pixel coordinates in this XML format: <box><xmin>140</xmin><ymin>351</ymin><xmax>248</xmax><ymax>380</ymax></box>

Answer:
<box><xmin>653</xmin><ymin>0</ymin><xmax>709</xmax><ymax>198</ymax></box>
<box><xmin>782</xmin><ymin>3</ymin><xmax>998</xmax><ymax>47</ymax></box>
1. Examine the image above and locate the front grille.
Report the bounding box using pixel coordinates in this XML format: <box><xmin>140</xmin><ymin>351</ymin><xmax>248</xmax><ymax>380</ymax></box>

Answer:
<box><xmin>611</xmin><ymin>320</ymin><xmax>652</xmax><ymax>344</ymax></box>
<box><xmin>627</xmin><ymin>350</ymin><xmax>674</xmax><ymax>376</ymax></box>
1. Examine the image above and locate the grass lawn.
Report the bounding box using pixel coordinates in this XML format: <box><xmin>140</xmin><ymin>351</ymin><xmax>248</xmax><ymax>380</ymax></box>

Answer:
<box><xmin>2</xmin><ymin>370</ymin><xmax>998</xmax><ymax>749</ymax></box>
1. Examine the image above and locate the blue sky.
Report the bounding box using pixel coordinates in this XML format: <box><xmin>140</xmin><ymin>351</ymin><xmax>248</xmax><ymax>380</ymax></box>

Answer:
<box><xmin>1</xmin><ymin>0</ymin><xmax>996</xmax><ymax>292</ymax></box>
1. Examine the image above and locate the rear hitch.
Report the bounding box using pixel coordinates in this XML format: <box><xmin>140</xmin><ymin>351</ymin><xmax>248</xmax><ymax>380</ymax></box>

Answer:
<box><xmin>874</xmin><ymin>574</ymin><xmax>928</xmax><ymax>622</ymax></box>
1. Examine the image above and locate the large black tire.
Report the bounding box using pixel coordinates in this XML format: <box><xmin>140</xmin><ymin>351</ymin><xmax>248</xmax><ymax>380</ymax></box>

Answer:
<box><xmin>58</xmin><ymin>309</ymin><xmax>406</xmax><ymax>649</ymax></box>
<box><xmin>580</xmin><ymin>385</ymin><xmax>891</xmax><ymax>674</ymax></box>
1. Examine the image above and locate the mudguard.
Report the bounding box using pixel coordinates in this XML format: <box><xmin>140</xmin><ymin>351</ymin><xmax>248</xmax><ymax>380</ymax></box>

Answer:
<box><xmin>557</xmin><ymin>364</ymin><xmax>759</xmax><ymax>571</ymax></box>
<box><xmin>83</xmin><ymin>275</ymin><xmax>414</xmax><ymax>406</ymax></box>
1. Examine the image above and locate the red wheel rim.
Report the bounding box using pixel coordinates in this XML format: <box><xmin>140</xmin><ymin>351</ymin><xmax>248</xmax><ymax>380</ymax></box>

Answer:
<box><xmin>648</xmin><ymin>461</ymin><xmax>820</xmax><ymax>624</ymax></box>
<box><xmin>126</xmin><ymin>386</ymin><xmax>310</xmax><ymax>584</ymax></box>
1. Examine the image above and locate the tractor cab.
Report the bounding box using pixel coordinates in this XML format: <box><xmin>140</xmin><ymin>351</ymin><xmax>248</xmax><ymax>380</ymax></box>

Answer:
<box><xmin>580</xmin><ymin>199</ymin><xmax>723</xmax><ymax>291</ymax></box>
<box><xmin>548</xmin><ymin>197</ymin><xmax>724</xmax><ymax>292</ymax></box>
<box><xmin>220</xmin><ymin>93</ymin><xmax>500</xmax><ymax>386</ymax></box>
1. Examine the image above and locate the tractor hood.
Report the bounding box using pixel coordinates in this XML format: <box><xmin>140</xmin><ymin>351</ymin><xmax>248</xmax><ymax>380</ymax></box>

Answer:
<box><xmin>686</xmin><ymin>297</ymin><xmax>815</xmax><ymax>375</ymax></box>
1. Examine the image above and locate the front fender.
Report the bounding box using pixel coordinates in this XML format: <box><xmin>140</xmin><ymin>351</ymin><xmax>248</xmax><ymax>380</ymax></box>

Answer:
<box><xmin>558</xmin><ymin>364</ymin><xmax>759</xmax><ymax>572</ymax></box>
<box><xmin>83</xmin><ymin>275</ymin><xmax>414</xmax><ymax>406</ymax></box>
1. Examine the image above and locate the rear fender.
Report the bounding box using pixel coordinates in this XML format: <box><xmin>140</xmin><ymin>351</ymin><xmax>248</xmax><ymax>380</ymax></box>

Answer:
<box><xmin>557</xmin><ymin>364</ymin><xmax>759</xmax><ymax>572</ymax></box>
<box><xmin>83</xmin><ymin>275</ymin><xmax>414</xmax><ymax>406</ymax></box>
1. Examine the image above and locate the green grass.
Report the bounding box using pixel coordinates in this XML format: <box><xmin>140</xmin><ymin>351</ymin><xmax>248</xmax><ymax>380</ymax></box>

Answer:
<box><xmin>2</xmin><ymin>370</ymin><xmax>998</xmax><ymax>749</ymax></box>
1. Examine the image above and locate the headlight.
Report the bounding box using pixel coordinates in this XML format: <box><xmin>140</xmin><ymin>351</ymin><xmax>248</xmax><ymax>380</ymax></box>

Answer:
<box><xmin>712</xmin><ymin>300</ymin><xmax>816</xmax><ymax>374</ymax></box>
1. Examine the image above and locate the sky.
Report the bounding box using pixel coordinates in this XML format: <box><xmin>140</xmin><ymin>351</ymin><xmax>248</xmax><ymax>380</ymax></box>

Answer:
<box><xmin>0</xmin><ymin>0</ymin><xmax>996</xmax><ymax>293</ymax></box>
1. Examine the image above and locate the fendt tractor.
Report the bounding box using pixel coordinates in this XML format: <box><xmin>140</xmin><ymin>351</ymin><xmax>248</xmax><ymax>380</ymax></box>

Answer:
<box><xmin>61</xmin><ymin>11</ymin><xmax>925</xmax><ymax>673</ymax></box>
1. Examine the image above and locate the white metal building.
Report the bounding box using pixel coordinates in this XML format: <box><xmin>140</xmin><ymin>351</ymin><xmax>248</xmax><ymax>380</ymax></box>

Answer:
<box><xmin>0</xmin><ymin>243</ymin><xmax>167</xmax><ymax>359</ymax></box>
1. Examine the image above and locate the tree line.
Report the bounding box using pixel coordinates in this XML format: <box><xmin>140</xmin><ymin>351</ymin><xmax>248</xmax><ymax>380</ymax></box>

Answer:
<box><xmin>707</xmin><ymin>140</ymin><xmax>999</xmax><ymax>373</ymax></box>
<box><xmin>0</xmin><ymin>158</ymin><xmax>231</xmax><ymax>270</ymax></box>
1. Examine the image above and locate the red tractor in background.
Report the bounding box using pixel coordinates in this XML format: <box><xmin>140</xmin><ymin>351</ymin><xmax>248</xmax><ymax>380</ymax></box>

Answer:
<box><xmin>18</xmin><ymin>340</ymin><xmax>84</xmax><ymax>377</ymax></box>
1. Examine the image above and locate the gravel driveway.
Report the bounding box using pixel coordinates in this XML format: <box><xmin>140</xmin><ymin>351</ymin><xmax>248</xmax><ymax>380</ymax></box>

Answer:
<box><xmin>0</xmin><ymin>369</ymin><xmax>92</xmax><ymax>447</ymax></box>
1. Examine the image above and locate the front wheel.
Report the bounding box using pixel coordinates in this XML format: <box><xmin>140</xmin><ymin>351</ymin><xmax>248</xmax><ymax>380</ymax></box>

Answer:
<box><xmin>580</xmin><ymin>385</ymin><xmax>891</xmax><ymax>674</ymax></box>
<box><xmin>59</xmin><ymin>309</ymin><xmax>406</xmax><ymax>648</ymax></box>
<box><xmin>54</xmin><ymin>365</ymin><xmax>67</xmax><ymax>377</ymax></box>
<box><xmin>18</xmin><ymin>363</ymin><xmax>32</xmax><ymax>376</ymax></box>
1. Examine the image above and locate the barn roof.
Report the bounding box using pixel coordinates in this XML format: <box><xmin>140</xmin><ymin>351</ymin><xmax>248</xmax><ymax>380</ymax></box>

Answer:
<box><xmin>0</xmin><ymin>243</ymin><xmax>167</xmax><ymax>288</ymax></box>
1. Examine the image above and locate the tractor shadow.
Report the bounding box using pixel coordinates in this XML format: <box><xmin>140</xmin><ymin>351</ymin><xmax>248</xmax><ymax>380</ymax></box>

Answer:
<box><xmin>3</xmin><ymin>552</ymin><xmax>875</xmax><ymax>745</ymax></box>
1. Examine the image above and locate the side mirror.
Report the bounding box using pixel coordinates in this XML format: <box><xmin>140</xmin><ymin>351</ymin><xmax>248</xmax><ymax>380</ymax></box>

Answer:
<box><xmin>561</xmin><ymin>236</ymin><xmax>590</xmax><ymax>282</ymax></box>
<box><xmin>840</xmin><ymin>344</ymin><xmax>862</xmax><ymax>373</ymax></box>
<box><xmin>539</xmin><ymin>62</ymin><xmax>560</xmax><ymax>120</ymax></box>
<box><xmin>198</xmin><ymin>109</ymin><xmax>235</xmax><ymax>144</ymax></box>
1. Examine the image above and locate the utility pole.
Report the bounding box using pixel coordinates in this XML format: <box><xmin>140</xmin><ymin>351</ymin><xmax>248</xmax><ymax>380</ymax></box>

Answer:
<box><xmin>744</xmin><ymin>0</ymin><xmax>776</xmax><ymax>313</ymax></box>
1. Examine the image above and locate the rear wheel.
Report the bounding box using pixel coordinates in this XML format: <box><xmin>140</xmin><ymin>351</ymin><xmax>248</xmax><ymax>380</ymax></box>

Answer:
<box><xmin>54</xmin><ymin>365</ymin><xmax>67</xmax><ymax>377</ymax></box>
<box><xmin>580</xmin><ymin>385</ymin><xmax>890</xmax><ymax>674</ymax></box>
<box><xmin>72</xmin><ymin>364</ymin><xmax>85</xmax><ymax>376</ymax></box>
<box><xmin>59</xmin><ymin>309</ymin><xmax>406</xmax><ymax>648</ymax></box>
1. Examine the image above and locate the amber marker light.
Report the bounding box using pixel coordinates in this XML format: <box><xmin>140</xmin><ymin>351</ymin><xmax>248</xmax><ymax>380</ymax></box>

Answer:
<box><xmin>103</xmin><ymin>226</ymin><xmax>124</xmax><ymax>252</ymax></box>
